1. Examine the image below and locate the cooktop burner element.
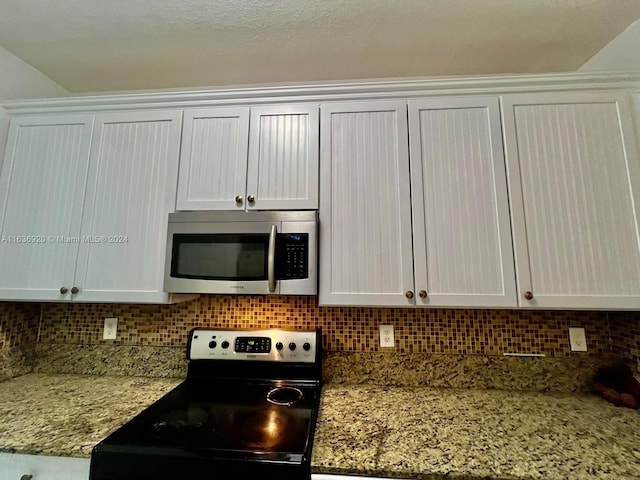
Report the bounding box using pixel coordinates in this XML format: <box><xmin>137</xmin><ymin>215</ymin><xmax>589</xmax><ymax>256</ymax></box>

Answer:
<box><xmin>89</xmin><ymin>328</ymin><xmax>322</xmax><ymax>480</ymax></box>
<box><xmin>267</xmin><ymin>386</ymin><xmax>304</xmax><ymax>406</ymax></box>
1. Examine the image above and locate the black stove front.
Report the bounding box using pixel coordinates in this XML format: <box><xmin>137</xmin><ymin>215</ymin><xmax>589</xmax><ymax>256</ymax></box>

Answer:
<box><xmin>90</xmin><ymin>328</ymin><xmax>322</xmax><ymax>480</ymax></box>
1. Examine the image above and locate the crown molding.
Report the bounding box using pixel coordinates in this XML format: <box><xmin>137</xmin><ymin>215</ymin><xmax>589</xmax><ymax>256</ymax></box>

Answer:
<box><xmin>3</xmin><ymin>71</ymin><xmax>640</xmax><ymax>114</ymax></box>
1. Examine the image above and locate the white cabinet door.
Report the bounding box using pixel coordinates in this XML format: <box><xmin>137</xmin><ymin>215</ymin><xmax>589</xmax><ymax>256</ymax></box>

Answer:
<box><xmin>0</xmin><ymin>453</ymin><xmax>90</xmax><ymax>480</ymax></box>
<box><xmin>502</xmin><ymin>92</ymin><xmax>640</xmax><ymax>309</ymax></box>
<box><xmin>246</xmin><ymin>104</ymin><xmax>319</xmax><ymax>210</ymax></box>
<box><xmin>176</xmin><ymin>107</ymin><xmax>249</xmax><ymax>210</ymax></box>
<box><xmin>73</xmin><ymin>110</ymin><xmax>182</xmax><ymax>303</ymax></box>
<box><xmin>0</xmin><ymin>107</ymin><xmax>10</xmax><ymax>174</ymax></box>
<box><xmin>319</xmin><ymin>101</ymin><xmax>415</xmax><ymax>306</ymax></box>
<box><xmin>0</xmin><ymin>114</ymin><xmax>93</xmax><ymax>301</ymax></box>
<box><xmin>409</xmin><ymin>97</ymin><xmax>516</xmax><ymax>307</ymax></box>
<box><xmin>633</xmin><ymin>93</ymin><xmax>640</xmax><ymax>143</ymax></box>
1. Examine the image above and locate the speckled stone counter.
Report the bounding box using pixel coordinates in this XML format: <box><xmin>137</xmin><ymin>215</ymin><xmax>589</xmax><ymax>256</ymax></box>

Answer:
<box><xmin>33</xmin><ymin>345</ymin><xmax>620</xmax><ymax>392</ymax></box>
<box><xmin>0</xmin><ymin>346</ymin><xmax>35</xmax><ymax>381</ymax></box>
<box><xmin>312</xmin><ymin>385</ymin><xmax>640</xmax><ymax>480</ymax></box>
<box><xmin>1</xmin><ymin>374</ymin><xmax>639</xmax><ymax>479</ymax></box>
<box><xmin>0</xmin><ymin>374</ymin><xmax>181</xmax><ymax>457</ymax></box>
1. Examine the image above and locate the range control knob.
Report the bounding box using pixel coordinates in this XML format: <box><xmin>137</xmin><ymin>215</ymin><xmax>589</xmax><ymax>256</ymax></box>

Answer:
<box><xmin>303</xmin><ymin>342</ymin><xmax>311</xmax><ymax>351</ymax></box>
<box><xmin>288</xmin><ymin>342</ymin><xmax>297</xmax><ymax>351</ymax></box>
<box><xmin>208</xmin><ymin>341</ymin><xmax>217</xmax><ymax>349</ymax></box>
<box><xmin>221</xmin><ymin>341</ymin><xmax>229</xmax><ymax>349</ymax></box>
<box><xmin>275</xmin><ymin>342</ymin><xmax>284</xmax><ymax>351</ymax></box>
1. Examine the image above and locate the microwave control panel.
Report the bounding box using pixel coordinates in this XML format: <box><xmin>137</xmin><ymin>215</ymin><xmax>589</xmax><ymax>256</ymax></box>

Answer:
<box><xmin>276</xmin><ymin>233</ymin><xmax>308</xmax><ymax>279</ymax></box>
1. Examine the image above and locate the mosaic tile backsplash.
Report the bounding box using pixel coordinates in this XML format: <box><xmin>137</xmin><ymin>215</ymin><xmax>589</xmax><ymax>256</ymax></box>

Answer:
<box><xmin>610</xmin><ymin>311</ymin><xmax>640</xmax><ymax>370</ymax></box>
<box><xmin>32</xmin><ymin>296</ymin><xmax>617</xmax><ymax>356</ymax></box>
<box><xmin>0</xmin><ymin>303</ymin><xmax>40</xmax><ymax>351</ymax></box>
<box><xmin>0</xmin><ymin>302</ymin><xmax>41</xmax><ymax>379</ymax></box>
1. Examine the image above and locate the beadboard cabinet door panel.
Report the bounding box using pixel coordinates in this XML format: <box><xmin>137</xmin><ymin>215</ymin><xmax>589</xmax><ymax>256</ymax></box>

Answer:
<box><xmin>319</xmin><ymin>101</ymin><xmax>415</xmax><ymax>306</ymax></box>
<box><xmin>409</xmin><ymin>97</ymin><xmax>517</xmax><ymax>307</ymax></box>
<box><xmin>0</xmin><ymin>453</ymin><xmax>90</xmax><ymax>480</ymax></box>
<box><xmin>73</xmin><ymin>110</ymin><xmax>182</xmax><ymax>303</ymax></box>
<box><xmin>177</xmin><ymin>107</ymin><xmax>250</xmax><ymax>210</ymax></box>
<box><xmin>633</xmin><ymin>93</ymin><xmax>640</xmax><ymax>144</ymax></box>
<box><xmin>502</xmin><ymin>92</ymin><xmax>640</xmax><ymax>309</ymax></box>
<box><xmin>0</xmin><ymin>115</ymin><xmax>94</xmax><ymax>301</ymax></box>
<box><xmin>0</xmin><ymin>108</ymin><xmax>10</xmax><ymax>174</ymax></box>
<box><xmin>247</xmin><ymin>104</ymin><xmax>319</xmax><ymax>210</ymax></box>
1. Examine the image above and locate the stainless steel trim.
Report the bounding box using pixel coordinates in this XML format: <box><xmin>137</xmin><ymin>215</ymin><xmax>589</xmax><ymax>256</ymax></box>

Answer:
<box><xmin>268</xmin><ymin>224</ymin><xmax>277</xmax><ymax>293</ymax></box>
<box><xmin>168</xmin><ymin>210</ymin><xmax>317</xmax><ymax>223</ymax></box>
<box><xmin>163</xmin><ymin>211</ymin><xmax>318</xmax><ymax>295</ymax></box>
<box><xmin>266</xmin><ymin>387</ymin><xmax>304</xmax><ymax>406</ymax></box>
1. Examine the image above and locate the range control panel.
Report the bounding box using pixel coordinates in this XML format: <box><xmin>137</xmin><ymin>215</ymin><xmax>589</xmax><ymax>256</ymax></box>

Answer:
<box><xmin>189</xmin><ymin>329</ymin><xmax>318</xmax><ymax>363</ymax></box>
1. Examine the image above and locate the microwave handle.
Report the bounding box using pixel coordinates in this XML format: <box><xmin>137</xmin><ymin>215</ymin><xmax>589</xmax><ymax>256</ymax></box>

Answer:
<box><xmin>268</xmin><ymin>224</ymin><xmax>277</xmax><ymax>292</ymax></box>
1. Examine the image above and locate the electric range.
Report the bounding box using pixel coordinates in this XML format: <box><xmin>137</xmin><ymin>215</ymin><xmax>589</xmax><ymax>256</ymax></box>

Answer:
<box><xmin>90</xmin><ymin>328</ymin><xmax>322</xmax><ymax>480</ymax></box>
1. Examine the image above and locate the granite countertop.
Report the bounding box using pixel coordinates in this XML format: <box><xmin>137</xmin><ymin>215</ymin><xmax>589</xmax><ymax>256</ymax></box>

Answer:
<box><xmin>1</xmin><ymin>374</ymin><xmax>639</xmax><ymax>479</ymax></box>
<box><xmin>0</xmin><ymin>374</ymin><xmax>181</xmax><ymax>457</ymax></box>
<box><xmin>313</xmin><ymin>385</ymin><xmax>640</xmax><ymax>480</ymax></box>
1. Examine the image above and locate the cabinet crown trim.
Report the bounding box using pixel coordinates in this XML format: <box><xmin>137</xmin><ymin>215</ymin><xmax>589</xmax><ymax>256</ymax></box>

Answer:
<box><xmin>4</xmin><ymin>71</ymin><xmax>640</xmax><ymax>114</ymax></box>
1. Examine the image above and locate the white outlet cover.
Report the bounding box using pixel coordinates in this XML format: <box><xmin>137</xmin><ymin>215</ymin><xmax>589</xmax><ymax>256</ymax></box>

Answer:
<box><xmin>103</xmin><ymin>317</ymin><xmax>118</xmax><ymax>340</ymax></box>
<box><xmin>568</xmin><ymin>327</ymin><xmax>587</xmax><ymax>352</ymax></box>
<box><xmin>379</xmin><ymin>324</ymin><xmax>395</xmax><ymax>348</ymax></box>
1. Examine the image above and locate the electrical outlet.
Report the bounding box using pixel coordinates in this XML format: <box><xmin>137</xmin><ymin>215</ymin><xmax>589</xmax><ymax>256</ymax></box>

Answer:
<box><xmin>379</xmin><ymin>325</ymin><xmax>395</xmax><ymax>348</ymax></box>
<box><xmin>103</xmin><ymin>317</ymin><xmax>118</xmax><ymax>340</ymax></box>
<box><xmin>569</xmin><ymin>327</ymin><xmax>587</xmax><ymax>352</ymax></box>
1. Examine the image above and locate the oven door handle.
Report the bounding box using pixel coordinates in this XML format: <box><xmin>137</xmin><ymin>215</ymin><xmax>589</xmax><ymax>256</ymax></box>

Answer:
<box><xmin>268</xmin><ymin>224</ymin><xmax>277</xmax><ymax>293</ymax></box>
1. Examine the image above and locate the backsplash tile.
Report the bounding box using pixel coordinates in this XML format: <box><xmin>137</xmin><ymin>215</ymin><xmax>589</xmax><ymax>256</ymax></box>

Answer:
<box><xmin>0</xmin><ymin>302</ymin><xmax>41</xmax><ymax>380</ymax></box>
<box><xmin>38</xmin><ymin>296</ymin><xmax>612</xmax><ymax>357</ymax></box>
<box><xmin>0</xmin><ymin>302</ymin><xmax>40</xmax><ymax>350</ymax></box>
<box><xmin>3</xmin><ymin>297</ymin><xmax>633</xmax><ymax>389</ymax></box>
<box><xmin>609</xmin><ymin>312</ymin><xmax>640</xmax><ymax>371</ymax></box>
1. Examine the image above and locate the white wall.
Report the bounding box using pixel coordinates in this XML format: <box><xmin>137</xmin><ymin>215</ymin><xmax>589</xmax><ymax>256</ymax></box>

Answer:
<box><xmin>579</xmin><ymin>19</ymin><xmax>640</xmax><ymax>71</ymax></box>
<box><xmin>0</xmin><ymin>47</ymin><xmax>67</xmax><ymax>101</ymax></box>
<box><xmin>0</xmin><ymin>47</ymin><xmax>68</xmax><ymax>171</ymax></box>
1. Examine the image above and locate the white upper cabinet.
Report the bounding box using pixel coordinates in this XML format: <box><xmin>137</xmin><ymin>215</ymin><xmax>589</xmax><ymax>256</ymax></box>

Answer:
<box><xmin>177</xmin><ymin>107</ymin><xmax>250</xmax><ymax>210</ymax></box>
<box><xmin>73</xmin><ymin>110</ymin><xmax>182</xmax><ymax>303</ymax></box>
<box><xmin>502</xmin><ymin>92</ymin><xmax>640</xmax><ymax>309</ymax></box>
<box><xmin>319</xmin><ymin>101</ymin><xmax>415</xmax><ymax>306</ymax></box>
<box><xmin>0</xmin><ymin>115</ymin><xmax>93</xmax><ymax>301</ymax></box>
<box><xmin>0</xmin><ymin>110</ymin><xmax>183</xmax><ymax>303</ymax></box>
<box><xmin>409</xmin><ymin>97</ymin><xmax>517</xmax><ymax>307</ymax></box>
<box><xmin>247</xmin><ymin>105</ymin><xmax>319</xmax><ymax>210</ymax></box>
<box><xmin>177</xmin><ymin>104</ymin><xmax>318</xmax><ymax>211</ymax></box>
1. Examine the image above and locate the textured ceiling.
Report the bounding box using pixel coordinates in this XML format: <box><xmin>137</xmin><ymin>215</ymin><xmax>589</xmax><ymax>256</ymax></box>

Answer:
<box><xmin>1</xmin><ymin>0</ymin><xmax>639</xmax><ymax>93</ymax></box>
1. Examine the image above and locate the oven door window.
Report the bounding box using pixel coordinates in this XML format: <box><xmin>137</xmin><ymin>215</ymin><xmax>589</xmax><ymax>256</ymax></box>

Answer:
<box><xmin>171</xmin><ymin>234</ymin><xmax>269</xmax><ymax>280</ymax></box>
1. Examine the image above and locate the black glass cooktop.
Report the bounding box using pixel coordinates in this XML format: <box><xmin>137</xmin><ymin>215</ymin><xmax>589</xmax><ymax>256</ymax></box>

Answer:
<box><xmin>102</xmin><ymin>379</ymin><xmax>318</xmax><ymax>459</ymax></box>
<box><xmin>90</xmin><ymin>328</ymin><xmax>322</xmax><ymax>480</ymax></box>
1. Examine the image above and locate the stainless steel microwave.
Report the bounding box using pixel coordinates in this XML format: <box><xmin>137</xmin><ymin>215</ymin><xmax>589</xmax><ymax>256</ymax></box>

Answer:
<box><xmin>164</xmin><ymin>211</ymin><xmax>317</xmax><ymax>295</ymax></box>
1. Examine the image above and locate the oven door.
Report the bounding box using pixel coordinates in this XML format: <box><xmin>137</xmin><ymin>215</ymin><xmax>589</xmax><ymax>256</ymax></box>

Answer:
<box><xmin>164</xmin><ymin>221</ymin><xmax>280</xmax><ymax>295</ymax></box>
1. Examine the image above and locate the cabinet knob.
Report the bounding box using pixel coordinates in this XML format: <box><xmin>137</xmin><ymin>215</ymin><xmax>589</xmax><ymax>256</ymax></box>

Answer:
<box><xmin>234</xmin><ymin>195</ymin><xmax>243</xmax><ymax>204</ymax></box>
<box><xmin>247</xmin><ymin>195</ymin><xmax>255</xmax><ymax>204</ymax></box>
<box><xmin>59</xmin><ymin>287</ymin><xmax>68</xmax><ymax>294</ymax></box>
<box><xmin>524</xmin><ymin>291</ymin><xmax>534</xmax><ymax>300</ymax></box>
<box><xmin>419</xmin><ymin>290</ymin><xmax>428</xmax><ymax>298</ymax></box>
<box><xmin>405</xmin><ymin>290</ymin><xmax>414</xmax><ymax>299</ymax></box>
<box><xmin>71</xmin><ymin>287</ymin><xmax>80</xmax><ymax>295</ymax></box>
<box><xmin>21</xmin><ymin>475</ymin><xmax>33</xmax><ymax>480</ymax></box>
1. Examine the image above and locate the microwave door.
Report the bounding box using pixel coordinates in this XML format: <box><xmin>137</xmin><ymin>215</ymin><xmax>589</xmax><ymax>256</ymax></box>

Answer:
<box><xmin>164</xmin><ymin>222</ymin><xmax>281</xmax><ymax>294</ymax></box>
